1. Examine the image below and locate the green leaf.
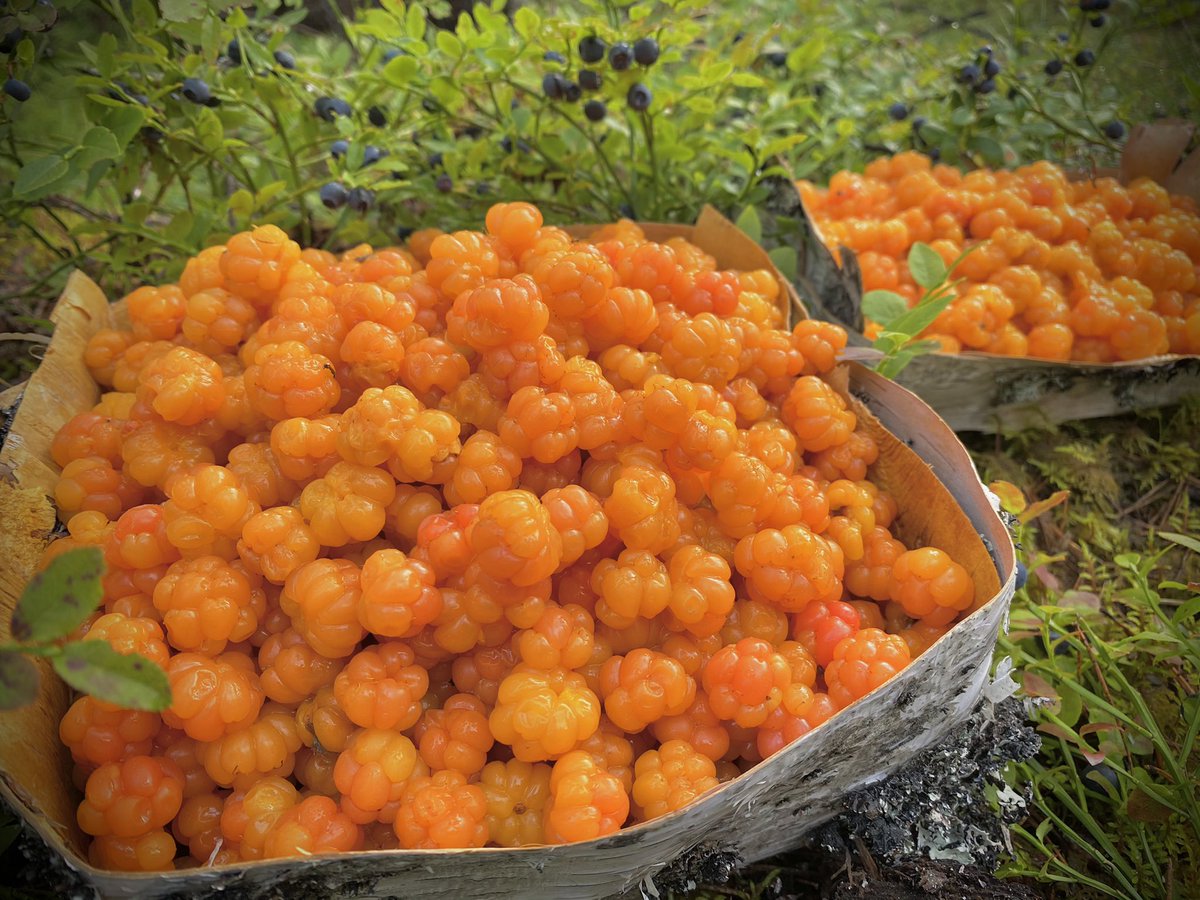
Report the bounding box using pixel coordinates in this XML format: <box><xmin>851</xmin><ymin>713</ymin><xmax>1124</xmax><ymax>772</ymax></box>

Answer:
<box><xmin>13</xmin><ymin>156</ymin><xmax>71</xmax><ymax>200</ymax></box>
<box><xmin>0</xmin><ymin>650</ymin><xmax>39</xmax><ymax>711</ymax></box>
<box><xmin>195</xmin><ymin>107</ymin><xmax>223</xmax><ymax>154</ymax></box>
<box><xmin>880</xmin><ymin>289</ymin><xmax>957</xmax><ymax>342</ymax></box>
<box><xmin>70</xmin><ymin>126</ymin><xmax>122</xmax><ymax>169</ymax></box>
<box><xmin>907</xmin><ymin>242</ymin><xmax>947</xmax><ymax>291</ymax></box>
<box><xmin>435</xmin><ymin>30</ymin><xmax>462</xmax><ymax>58</ymax></box>
<box><xmin>405</xmin><ymin>1</ymin><xmax>428</xmax><ymax>39</ymax></box>
<box><xmin>103</xmin><ymin>106</ymin><xmax>146</xmax><ymax>148</ymax></box>
<box><xmin>1159</xmin><ymin>532</ymin><xmax>1200</xmax><ymax>555</ymax></box>
<box><xmin>767</xmin><ymin>246</ymin><xmax>798</xmax><ymax>282</ymax></box>
<box><xmin>52</xmin><ymin>643</ymin><xmax>170</xmax><ymax>712</ymax></box>
<box><xmin>383</xmin><ymin>54</ymin><xmax>419</xmax><ymax>87</ymax></box>
<box><xmin>861</xmin><ymin>290</ymin><xmax>909</xmax><ymax>327</ymax></box>
<box><xmin>512</xmin><ymin>6</ymin><xmax>539</xmax><ymax>39</ymax></box>
<box><xmin>160</xmin><ymin>0</ymin><xmax>207</xmax><ymax>23</ymax></box>
<box><xmin>11</xmin><ymin>546</ymin><xmax>105</xmax><ymax>643</ymax></box>
<box><xmin>734</xmin><ymin>205</ymin><xmax>762</xmax><ymax>244</ymax></box>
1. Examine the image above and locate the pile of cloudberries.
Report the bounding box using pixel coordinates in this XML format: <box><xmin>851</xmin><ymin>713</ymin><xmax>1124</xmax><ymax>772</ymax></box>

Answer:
<box><xmin>46</xmin><ymin>201</ymin><xmax>977</xmax><ymax>869</ymax></box>
<box><xmin>800</xmin><ymin>152</ymin><xmax>1200</xmax><ymax>361</ymax></box>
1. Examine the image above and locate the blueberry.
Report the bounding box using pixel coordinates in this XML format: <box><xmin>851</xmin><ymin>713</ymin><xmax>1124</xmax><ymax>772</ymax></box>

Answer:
<box><xmin>1104</xmin><ymin>120</ymin><xmax>1126</xmax><ymax>140</ymax></box>
<box><xmin>911</xmin><ymin>115</ymin><xmax>927</xmax><ymax>130</ymax></box>
<box><xmin>435</xmin><ymin>173</ymin><xmax>453</xmax><ymax>193</ymax></box>
<box><xmin>382</xmin><ymin>48</ymin><xmax>405</xmax><ymax>64</ymax></box>
<box><xmin>1058</xmin><ymin>32</ymin><xmax>1069</xmax><ymax>43</ymax></box>
<box><xmin>475</xmin><ymin>182</ymin><xmax>491</xmax><ymax>195</ymax></box>
<box><xmin>888</xmin><ymin>101</ymin><xmax>908</xmax><ymax>121</ymax></box>
<box><xmin>0</xmin><ymin>28</ymin><xmax>24</xmax><ymax>54</ymax></box>
<box><xmin>500</xmin><ymin>136</ymin><xmax>513</xmax><ymax>152</ymax></box>
<box><xmin>579</xmin><ymin>69</ymin><xmax>602</xmax><ymax>91</ymax></box>
<box><xmin>396</xmin><ymin>225</ymin><xmax>414</xmax><ymax>241</ymax></box>
<box><xmin>331</xmin><ymin>139</ymin><xmax>349</xmax><ymax>159</ymax></box>
<box><xmin>362</xmin><ymin>145</ymin><xmax>386</xmax><ymax>165</ymax></box>
<box><xmin>619</xmin><ymin>203</ymin><xmax>636</xmax><ymax>218</ymax></box>
<box><xmin>181</xmin><ymin>77</ymin><xmax>211</xmax><ymax>104</ymax></box>
<box><xmin>584</xmin><ymin>99</ymin><xmax>606</xmax><ymax>121</ymax></box>
<box><xmin>627</xmin><ymin>82</ymin><xmax>652</xmax><ymax>111</ymax></box>
<box><xmin>1081</xmin><ymin>763</ymin><xmax>1120</xmax><ymax>796</ymax></box>
<box><xmin>347</xmin><ymin>187</ymin><xmax>374</xmax><ymax>212</ymax></box>
<box><xmin>544</xmin><ymin>50</ymin><xmax>566</xmax><ymax>64</ymax></box>
<box><xmin>579</xmin><ymin>35</ymin><xmax>606</xmax><ymax>64</ymax></box>
<box><xmin>609</xmin><ymin>42</ymin><xmax>633</xmax><ymax>71</ymax></box>
<box><xmin>633</xmin><ymin>37</ymin><xmax>660</xmax><ymax>66</ymax></box>
<box><xmin>1074</xmin><ymin>49</ymin><xmax>1095</xmax><ymax>66</ymax></box>
<box><xmin>315</xmin><ymin>95</ymin><xmax>351</xmax><ymax>120</ymax></box>
<box><xmin>984</xmin><ymin>58</ymin><xmax>1000</xmax><ymax>77</ymax></box>
<box><xmin>368</xmin><ymin>105</ymin><xmax>386</xmax><ymax>127</ymax></box>
<box><xmin>958</xmin><ymin>64</ymin><xmax>981</xmax><ymax>84</ymax></box>
<box><xmin>3</xmin><ymin>78</ymin><xmax>31</xmax><ymax>102</ymax></box>
<box><xmin>764</xmin><ymin>50</ymin><xmax>787</xmax><ymax>67</ymax></box>
<box><xmin>1090</xmin><ymin>14</ymin><xmax>1106</xmax><ymax>26</ymax></box>
<box><xmin>1045</xmin><ymin>58</ymin><xmax>1064</xmax><ymax>75</ymax></box>
<box><xmin>1014</xmin><ymin>561</ymin><xmax>1028</xmax><ymax>591</ymax></box>
<box><xmin>273</xmin><ymin>49</ymin><xmax>296</xmax><ymax>69</ymax></box>
<box><xmin>428</xmin><ymin>151</ymin><xmax>444</xmax><ymax>167</ymax></box>
<box><xmin>227</xmin><ymin>39</ymin><xmax>242</xmax><ymax>64</ymax></box>
<box><xmin>319</xmin><ymin>182</ymin><xmax>348</xmax><ymax>209</ymax></box>
<box><xmin>928</xmin><ymin>147</ymin><xmax>941</xmax><ymax>162</ymax></box>
<box><xmin>422</xmin><ymin>97</ymin><xmax>440</xmax><ymax>114</ymax></box>
<box><xmin>978</xmin><ymin>44</ymin><xmax>993</xmax><ymax>56</ymax></box>
<box><xmin>563</xmin><ymin>81</ymin><xmax>581</xmax><ymax>103</ymax></box>
<box><xmin>542</xmin><ymin>72</ymin><xmax>566</xmax><ymax>99</ymax></box>
<box><xmin>1080</xmin><ymin>0</ymin><xmax>1110</xmax><ymax>9</ymax></box>
<box><xmin>976</xmin><ymin>78</ymin><xmax>996</xmax><ymax>94</ymax></box>
<box><xmin>204</xmin><ymin>95</ymin><xmax>221</xmax><ymax>108</ymax></box>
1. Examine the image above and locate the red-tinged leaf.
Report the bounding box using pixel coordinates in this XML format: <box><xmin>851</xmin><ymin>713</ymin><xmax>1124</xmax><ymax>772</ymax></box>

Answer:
<box><xmin>1059</xmin><ymin>590</ymin><xmax>1101</xmax><ymax>610</ymax></box>
<box><xmin>1019</xmin><ymin>490</ymin><xmax>1070</xmax><ymax>524</ymax></box>
<box><xmin>1082</xmin><ymin>748</ymin><xmax>1107</xmax><ymax>766</ymax></box>
<box><xmin>1079</xmin><ymin>722</ymin><xmax>1123</xmax><ymax>737</ymax></box>
<box><xmin>1037</xmin><ymin>721</ymin><xmax>1076</xmax><ymax>742</ymax></box>
<box><xmin>1023</xmin><ymin>672</ymin><xmax>1059</xmax><ymax>700</ymax></box>
<box><xmin>1033</xmin><ymin>565</ymin><xmax>1061</xmax><ymax>592</ymax></box>
<box><xmin>989</xmin><ymin>480</ymin><xmax>1027</xmax><ymax>515</ymax></box>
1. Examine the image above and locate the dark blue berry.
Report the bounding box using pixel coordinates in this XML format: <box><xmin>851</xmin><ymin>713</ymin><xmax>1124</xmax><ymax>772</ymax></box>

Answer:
<box><xmin>1014</xmin><ymin>561</ymin><xmax>1028</xmax><ymax>591</ymax></box>
<box><xmin>911</xmin><ymin>115</ymin><xmax>927</xmax><ymax>130</ymax></box>
<box><xmin>1080</xmin><ymin>0</ymin><xmax>1110</xmax><ymax>10</ymax></box>
<box><xmin>3</xmin><ymin>78</ymin><xmax>31</xmax><ymax>102</ymax></box>
<box><xmin>227</xmin><ymin>39</ymin><xmax>242</xmax><ymax>64</ymax></box>
<box><xmin>1074</xmin><ymin>49</ymin><xmax>1095</xmax><ymax>66</ymax></box>
<box><xmin>0</xmin><ymin>28</ymin><xmax>24</xmax><ymax>54</ymax></box>
<box><xmin>382</xmin><ymin>48</ymin><xmax>405</xmax><ymax>64</ymax></box>
<box><xmin>1104</xmin><ymin>120</ymin><xmax>1126</xmax><ymax>140</ymax></box>
<box><xmin>956</xmin><ymin>63</ymin><xmax>981</xmax><ymax>84</ymax></box>
<box><xmin>428</xmin><ymin>151</ymin><xmax>444</xmax><ymax>167</ymax></box>
<box><xmin>543</xmin><ymin>50</ymin><xmax>566</xmax><ymax>64</ymax></box>
<box><xmin>396</xmin><ymin>225</ymin><xmax>414</xmax><ymax>241</ymax></box>
<box><xmin>362</xmin><ymin>145</ymin><xmax>386</xmax><ymax>165</ymax></box>
<box><xmin>888</xmin><ymin>102</ymin><xmax>908</xmax><ymax>121</ymax></box>
<box><xmin>315</xmin><ymin>96</ymin><xmax>351</xmax><ymax>120</ymax></box>
<box><xmin>475</xmin><ymin>182</ymin><xmax>491</xmax><ymax>195</ymax></box>
<box><xmin>319</xmin><ymin>182</ymin><xmax>348</xmax><ymax>209</ymax></box>
<box><xmin>331</xmin><ymin>139</ymin><xmax>349</xmax><ymax>159</ymax></box>
<box><xmin>627</xmin><ymin>82</ymin><xmax>651</xmax><ymax>111</ymax></box>
<box><xmin>579</xmin><ymin>35</ymin><xmax>606</xmax><ymax>63</ymax></box>
<box><xmin>1090</xmin><ymin>14</ymin><xmax>1106</xmax><ymax>26</ymax></box>
<box><xmin>500</xmin><ymin>136</ymin><xmax>513</xmax><ymax>152</ymax></box>
<box><xmin>928</xmin><ymin>147</ymin><xmax>941</xmax><ymax>162</ymax></box>
<box><xmin>1045</xmin><ymin>58</ymin><xmax>1064</xmax><ymax>75</ymax></box>
<box><xmin>347</xmin><ymin>187</ymin><xmax>374</xmax><ymax>212</ymax></box>
<box><xmin>609</xmin><ymin>42</ymin><xmax>633</xmax><ymax>71</ymax></box>
<box><xmin>422</xmin><ymin>97</ymin><xmax>440</xmax><ymax>114</ymax></box>
<box><xmin>579</xmin><ymin>69</ymin><xmax>602</xmax><ymax>91</ymax></box>
<box><xmin>976</xmin><ymin>78</ymin><xmax>996</xmax><ymax>94</ymax></box>
<box><xmin>368</xmin><ymin>105</ymin><xmax>386</xmax><ymax>127</ymax></box>
<box><xmin>435</xmin><ymin>173</ymin><xmax>453</xmax><ymax>193</ymax></box>
<box><xmin>984</xmin><ymin>59</ymin><xmax>1000</xmax><ymax>77</ymax></box>
<box><xmin>978</xmin><ymin>44</ymin><xmax>993</xmax><ymax>56</ymax></box>
<box><xmin>764</xmin><ymin>51</ymin><xmax>787</xmax><ymax>67</ymax></box>
<box><xmin>1081</xmin><ymin>763</ymin><xmax>1119</xmax><ymax>796</ymax></box>
<box><xmin>1046</xmin><ymin>630</ymin><xmax>1074</xmax><ymax>657</ymax></box>
<box><xmin>633</xmin><ymin>37</ymin><xmax>660</xmax><ymax>66</ymax></box>
<box><xmin>542</xmin><ymin>72</ymin><xmax>566</xmax><ymax>100</ymax></box>
<box><xmin>584</xmin><ymin>99</ymin><xmax>606</xmax><ymax>122</ymax></box>
<box><xmin>273</xmin><ymin>49</ymin><xmax>296</xmax><ymax>69</ymax></box>
<box><xmin>204</xmin><ymin>95</ymin><xmax>221</xmax><ymax>108</ymax></box>
<box><xmin>181</xmin><ymin>77</ymin><xmax>211</xmax><ymax>104</ymax></box>
<box><xmin>618</xmin><ymin>203</ymin><xmax>636</xmax><ymax>218</ymax></box>
<box><xmin>563</xmin><ymin>81</ymin><xmax>581</xmax><ymax>103</ymax></box>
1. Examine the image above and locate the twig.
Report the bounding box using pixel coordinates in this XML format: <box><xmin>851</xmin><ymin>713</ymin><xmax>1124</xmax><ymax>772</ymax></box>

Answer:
<box><xmin>0</xmin><ymin>334</ymin><xmax>51</xmax><ymax>344</ymax></box>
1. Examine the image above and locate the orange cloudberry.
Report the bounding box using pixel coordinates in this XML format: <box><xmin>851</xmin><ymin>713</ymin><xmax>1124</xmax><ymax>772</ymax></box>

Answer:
<box><xmin>490</xmin><ymin>664</ymin><xmax>601</xmax><ymax>761</ymax></box>
<box><xmin>334</xmin><ymin>641</ymin><xmax>429</xmax><ymax>731</ymax></box>
<box><xmin>333</xmin><ymin>727</ymin><xmax>423</xmax><ymax>824</ymax></box>
<box><xmin>631</xmin><ymin>740</ymin><xmax>718</xmax><ymax>822</ymax></box>
<box><xmin>280</xmin><ymin>558</ymin><xmax>366</xmax><ymax>658</ymax></box>
<box><xmin>77</xmin><ymin>755</ymin><xmax>184</xmax><ymax>838</ymax></box>
<box><xmin>543</xmin><ymin>750</ymin><xmax>629</xmax><ymax>844</ymax></box>
<box><xmin>733</xmin><ymin>525</ymin><xmax>845</xmax><ymax>612</ymax></box>
<box><xmin>825</xmin><ymin>627</ymin><xmax>912</xmax><ymax>708</ymax></box>
<box><xmin>888</xmin><ymin>547</ymin><xmax>974</xmax><ymax>626</ymax></box>
<box><xmin>701</xmin><ymin>637</ymin><xmax>791</xmax><ymax>728</ymax></box>
<box><xmin>480</xmin><ymin>758</ymin><xmax>552</xmax><ymax>847</ymax></box>
<box><xmin>135</xmin><ymin>346</ymin><xmax>225</xmax><ymax>426</ymax></box>
<box><xmin>393</xmin><ymin>769</ymin><xmax>488</xmax><ymax>849</ymax></box>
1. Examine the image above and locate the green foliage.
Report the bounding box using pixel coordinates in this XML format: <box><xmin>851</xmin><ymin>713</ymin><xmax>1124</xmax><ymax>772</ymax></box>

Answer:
<box><xmin>0</xmin><ymin>547</ymin><xmax>170</xmax><ymax>713</ymax></box>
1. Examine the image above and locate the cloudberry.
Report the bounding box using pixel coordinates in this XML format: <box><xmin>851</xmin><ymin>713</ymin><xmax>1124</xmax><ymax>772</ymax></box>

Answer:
<box><xmin>651</xmin><ymin>692</ymin><xmax>730</xmax><ymax>761</ymax></box>
<box><xmin>384</xmin><ymin>485</ymin><xmax>444</xmax><ymax>550</ymax></box>
<box><xmin>490</xmin><ymin>664</ymin><xmax>601</xmax><ymax>761</ymax></box>
<box><xmin>172</xmin><ymin>792</ymin><xmax>224</xmax><ymax>862</ymax></box>
<box><xmin>707</xmin><ymin>452</ymin><xmax>776</xmax><ymax>539</ymax></box>
<box><xmin>415</xmin><ymin>503</ymin><xmax>477</xmax><ymax>580</ymax></box>
<box><xmin>299</xmin><ymin>461</ymin><xmax>395</xmax><ymax>547</ymax></box>
<box><xmin>600</xmin><ymin>649</ymin><xmax>695</xmax><ymax>734</ymax></box>
<box><xmin>446</xmin><ymin>273</ymin><xmax>548</xmax><ymax>351</ymax></box>
<box><xmin>244</xmin><ymin>341</ymin><xmax>341</xmax><ymax>422</ymax></box>
<box><xmin>781</xmin><ymin>376</ymin><xmax>855</xmax><ymax>452</ymax></box>
<box><xmin>825</xmin><ymin>627</ymin><xmax>912</xmax><ymax>708</ymax></box>
<box><xmin>478</xmin><ymin>335</ymin><xmax>566</xmax><ymax>399</ymax></box>
<box><xmin>679</xmin><ymin>269</ymin><xmax>741</xmax><ymax>317</ymax></box>
<box><xmin>88</xmin><ymin>830</ymin><xmax>177</xmax><ymax>871</ymax></box>
<box><xmin>888</xmin><ymin>547</ymin><xmax>974</xmax><ymax>625</ymax></box>
<box><xmin>440</xmin><ymin>373</ymin><xmax>506</xmax><ymax>434</ymax></box>
<box><xmin>55</xmin><ymin>457</ymin><xmax>145</xmax><ymax>523</ymax></box>
<box><xmin>153</xmin><ymin>555</ymin><xmax>260</xmax><ymax>654</ymax></box>
<box><xmin>334</xmin><ymin>641</ymin><xmax>429</xmax><ymax>730</ymax></box>
<box><xmin>900</xmin><ymin>619</ymin><xmax>951</xmax><ymax>657</ymax></box>
<box><xmin>180</xmin><ymin>288</ymin><xmax>259</xmax><ymax>355</ymax></box>
<box><xmin>220</xmin><ymin>224</ymin><xmax>302</xmax><ymax>309</ymax></box>
<box><xmin>560</xmin><ymin>357</ymin><xmax>623</xmax><ymax>450</ymax></box>
<box><xmin>791</xmin><ymin>320</ymin><xmax>848</xmax><ymax>375</ymax></box>
<box><xmin>77</xmin><ymin>755</ymin><xmax>184</xmax><ymax>838</ymax></box>
<box><xmin>415</xmin><ymin>693</ymin><xmax>494</xmax><ymax>777</ymax></box>
<box><xmin>583</xmin><ymin>286</ymin><xmax>658</xmax><ymax>350</ymax></box>
<box><xmin>733</xmin><ymin>525</ymin><xmax>845</xmax><ymax>612</ymax></box>
<box><xmin>84</xmin><ymin>329</ymin><xmax>136</xmax><ymax>388</ymax></box>
<box><xmin>82</xmin><ymin>611</ymin><xmax>170</xmax><ymax>668</ymax></box>
<box><xmin>259</xmin><ymin>628</ymin><xmax>343</xmax><ymax>705</ymax></box>
<box><xmin>486</xmin><ymin>201</ymin><xmax>544</xmax><ymax>257</ymax></box>
<box><xmin>720</xmin><ymin>599</ymin><xmax>790</xmax><ymax>646</ymax></box>
<box><xmin>333</xmin><ymin>727</ymin><xmax>423</xmax><ymax>824</ymax></box>
<box><xmin>237</xmin><ymin>506</ymin><xmax>320</xmax><ymax>584</ymax></box>
<box><xmin>666</xmin><ymin>545</ymin><xmax>735</xmax><ymax>637</ymax></box>
<box><xmin>296</xmin><ymin>686</ymin><xmax>355</xmax><ymax>754</ymax></box>
<box><xmin>603</xmin><ymin>463</ymin><xmax>680</xmax><ymax>554</ymax></box>
<box><xmin>336</xmin><ymin>385</ymin><xmax>421</xmax><ymax>467</ymax></box>
<box><xmin>221</xmin><ymin>776</ymin><xmax>299</xmax><ymax>860</ymax></box>
<box><xmin>702</xmin><ymin>637</ymin><xmax>791</xmax><ymax>728</ymax></box>
<box><xmin>51</xmin><ymin>411</ymin><xmax>127</xmax><ymax>469</ymax></box>
<box><xmin>120</xmin><ymin>419</ymin><xmax>217</xmax><ymax>491</ymax></box>
<box><xmin>163</xmin><ymin>651</ymin><xmax>263</xmax><ymax>742</ymax></box>
<box><xmin>294</xmin><ymin>745</ymin><xmax>339</xmax><ymax>797</ymax></box>
<box><xmin>498</xmin><ymin>386</ymin><xmax>579</xmax><ymax>464</ymax></box>
<box><xmin>519</xmin><ymin>450</ymin><xmax>584</xmax><ymax>497</ymax></box>
<box><xmin>155</xmin><ymin>729</ymin><xmax>217</xmax><ymax>799</ymax></box>
<box><xmin>481</xmin><ymin>759</ymin><xmax>552</xmax><ymax>847</ymax></box>
<box><xmin>471</xmin><ymin>490</ymin><xmax>563</xmax><ymax>586</ymax></box>
<box><xmin>262</xmin><ymin>795</ymin><xmax>362</xmax><ymax>858</ymax></box>
<box><xmin>280</xmin><ymin>558</ymin><xmax>366</xmax><ymax>658</ymax></box>
<box><xmin>426</xmin><ymin>231</ymin><xmax>501</xmax><ymax>301</ymax></box>
<box><xmin>384</xmin><ymin>409</ymin><xmax>462</xmax><ymax>483</ymax></box>
<box><xmin>516</xmin><ymin>603</ymin><xmax>595</xmax><ymax>670</ymax></box>
<box><xmin>451</xmin><ymin>641</ymin><xmax>517</xmax><ymax>707</ymax></box>
<box><xmin>393</xmin><ymin>769</ymin><xmax>488</xmax><ymax>849</ymax></box>
<box><xmin>791</xmin><ymin>599</ymin><xmax>861</xmax><ymax>668</ymax></box>
<box><xmin>270</xmin><ymin>415</ymin><xmax>341</xmax><ymax>482</ymax></box>
<box><xmin>399</xmin><ymin>336</ymin><xmax>471</xmax><ymax>406</ymax></box>
<box><xmin>598</xmin><ymin>345</ymin><xmax>667</xmax><ymax>391</ymax></box>
<box><xmin>358</xmin><ymin>548</ymin><xmax>442</xmax><ymax>638</ymax></box>
<box><xmin>135</xmin><ymin>346</ymin><xmax>225</xmax><ymax>426</ymax></box>
<box><xmin>60</xmin><ymin>696</ymin><xmax>162</xmax><ymax>769</ymax></box>
<box><xmin>105</xmin><ymin>505</ymin><xmax>179</xmax><ymax>571</ymax></box>
<box><xmin>163</xmin><ymin>464</ymin><xmax>257</xmax><ymax>557</ymax></box>
<box><xmin>810</xmin><ymin>431</ymin><xmax>879</xmax><ymax>482</ymax></box>
<box><xmin>125</xmin><ymin>285</ymin><xmax>187</xmax><ymax>341</ymax></box>
<box><xmin>529</xmin><ymin>245</ymin><xmax>615</xmax><ymax>319</ymax></box>
<box><xmin>632</xmin><ymin>740</ymin><xmax>718</xmax><ymax>822</ymax></box>
<box><xmin>200</xmin><ymin>703</ymin><xmax>303</xmax><ymax>787</ymax></box>
<box><xmin>541</xmin><ymin>485</ymin><xmax>608</xmax><ymax>570</ymax></box>
<box><xmin>544</xmin><ymin>750</ymin><xmax>629</xmax><ymax>844</ymax></box>
<box><xmin>661</xmin><ymin>313</ymin><xmax>741</xmax><ymax>389</ymax></box>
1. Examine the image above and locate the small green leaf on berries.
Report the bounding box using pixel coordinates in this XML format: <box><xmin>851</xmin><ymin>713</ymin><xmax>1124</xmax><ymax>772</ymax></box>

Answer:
<box><xmin>861</xmin><ymin>290</ymin><xmax>909</xmax><ymax>328</ymax></box>
<box><xmin>51</xmin><ymin>642</ymin><xmax>171</xmax><ymax>712</ymax></box>
<box><xmin>11</xmin><ymin>546</ymin><xmax>105</xmax><ymax>643</ymax></box>
<box><xmin>0</xmin><ymin>649</ymin><xmax>39</xmax><ymax>711</ymax></box>
<box><xmin>735</xmin><ymin>205</ymin><xmax>762</xmax><ymax>244</ymax></box>
<box><xmin>907</xmin><ymin>242</ymin><xmax>947</xmax><ymax>290</ymax></box>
